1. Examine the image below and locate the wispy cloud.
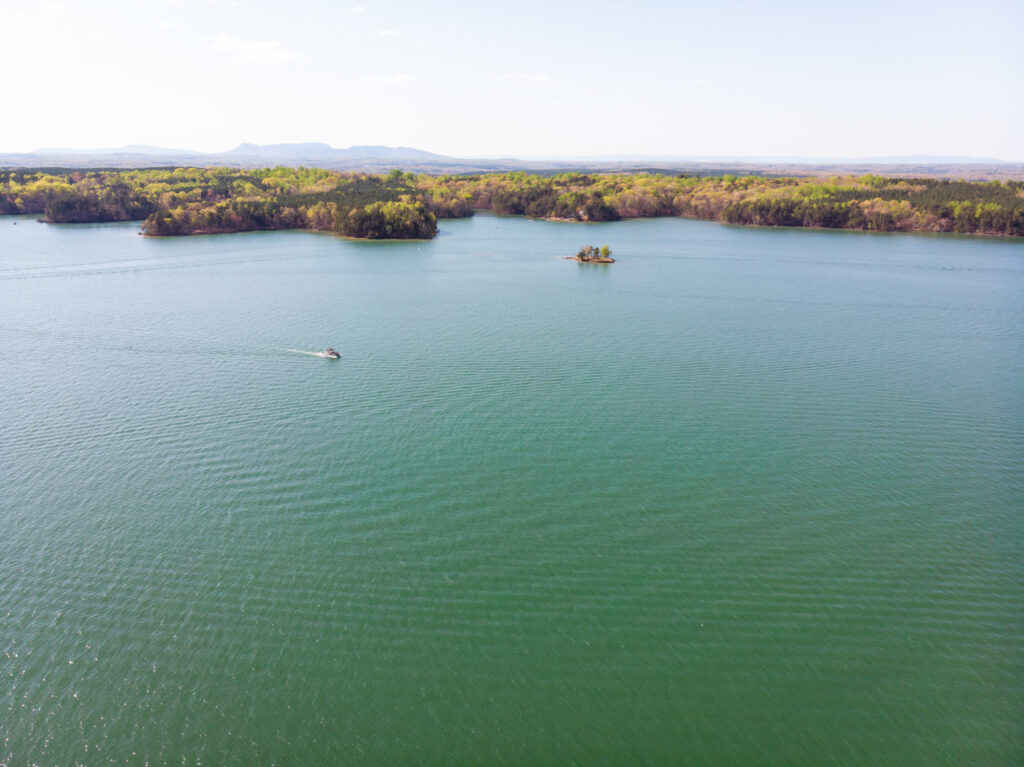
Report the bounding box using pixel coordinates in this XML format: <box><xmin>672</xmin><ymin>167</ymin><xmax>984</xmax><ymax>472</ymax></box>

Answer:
<box><xmin>378</xmin><ymin>29</ymin><xmax>399</xmax><ymax>36</ymax></box>
<box><xmin>206</xmin><ymin>33</ymin><xmax>301</xmax><ymax>65</ymax></box>
<box><xmin>364</xmin><ymin>73</ymin><xmax>417</xmax><ymax>84</ymax></box>
<box><xmin>494</xmin><ymin>73</ymin><xmax>567</xmax><ymax>88</ymax></box>
<box><xmin>349</xmin><ymin>5</ymin><xmax>366</xmax><ymax>12</ymax></box>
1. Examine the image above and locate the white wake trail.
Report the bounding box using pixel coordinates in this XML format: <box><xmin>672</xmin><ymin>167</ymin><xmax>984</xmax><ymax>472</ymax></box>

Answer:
<box><xmin>280</xmin><ymin>347</ymin><xmax>329</xmax><ymax>357</ymax></box>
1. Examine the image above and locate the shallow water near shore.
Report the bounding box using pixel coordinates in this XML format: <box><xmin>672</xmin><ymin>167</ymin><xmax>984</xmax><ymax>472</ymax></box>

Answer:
<box><xmin>2</xmin><ymin>213</ymin><xmax>1022</xmax><ymax>765</ymax></box>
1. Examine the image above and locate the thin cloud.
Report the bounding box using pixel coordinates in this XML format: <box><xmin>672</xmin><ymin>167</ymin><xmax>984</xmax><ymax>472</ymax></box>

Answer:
<box><xmin>349</xmin><ymin>5</ymin><xmax>366</xmax><ymax>12</ymax></box>
<box><xmin>206</xmin><ymin>33</ymin><xmax>301</xmax><ymax>65</ymax></box>
<box><xmin>365</xmin><ymin>73</ymin><xmax>417</xmax><ymax>84</ymax></box>
<box><xmin>494</xmin><ymin>73</ymin><xmax>567</xmax><ymax>88</ymax></box>
<box><xmin>378</xmin><ymin>29</ymin><xmax>399</xmax><ymax>36</ymax></box>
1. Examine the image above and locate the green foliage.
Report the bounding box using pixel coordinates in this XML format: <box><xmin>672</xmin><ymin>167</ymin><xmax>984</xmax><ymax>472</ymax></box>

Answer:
<box><xmin>336</xmin><ymin>201</ymin><xmax>437</xmax><ymax>239</ymax></box>
<box><xmin>2</xmin><ymin>168</ymin><xmax>1022</xmax><ymax>238</ymax></box>
<box><xmin>417</xmin><ymin>172</ymin><xmax>1023</xmax><ymax>235</ymax></box>
<box><xmin>575</xmin><ymin>244</ymin><xmax>614</xmax><ymax>262</ymax></box>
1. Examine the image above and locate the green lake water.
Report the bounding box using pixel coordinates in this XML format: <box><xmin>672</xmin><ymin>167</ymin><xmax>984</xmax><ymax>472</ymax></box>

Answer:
<box><xmin>1</xmin><ymin>213</ymin><xmax>1022</xmax><ymax>765</ymax></box>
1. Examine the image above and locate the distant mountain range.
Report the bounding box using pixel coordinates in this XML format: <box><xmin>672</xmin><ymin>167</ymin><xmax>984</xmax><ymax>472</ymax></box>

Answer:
<box><xmin>2</xmin><ymin>143</ymin><xmax>1021</xmax><ymax>179</ymax></box>
<box><xmin>219</xmin><ymin>142</ymin><xmax>458</xmax><ymax>164</ymax></box>
<box><xmin>518</xmin><ymin>153</ymin><xmax>1012</xmax><ymax>164</ymax></box>
<box><xmin>0</xmin><ymin>143</ymin><xmax>524</xmax><ymax>173</ymax></box>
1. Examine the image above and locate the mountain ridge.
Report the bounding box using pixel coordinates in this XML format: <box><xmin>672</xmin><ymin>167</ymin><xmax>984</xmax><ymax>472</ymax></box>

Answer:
<box><xmin>3</xmin><ymin>143</ymin><xmax>1022</xmax><ymax>180</ymax></box>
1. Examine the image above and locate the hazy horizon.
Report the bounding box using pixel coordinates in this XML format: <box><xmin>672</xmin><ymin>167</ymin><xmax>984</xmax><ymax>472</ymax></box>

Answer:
<box><xmin>2</xmin><ymin>0</ymin><xmax>1022</xmax><ymax>161</ymax></box>
<box><xmin>7</xmin><ymin>141</ymin><xmax>1018</xmax><ymax>166</ymax></box>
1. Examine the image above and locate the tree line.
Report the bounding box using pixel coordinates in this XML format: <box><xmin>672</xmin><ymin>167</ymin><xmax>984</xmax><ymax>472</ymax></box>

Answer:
<box><xmin>2</xmin><ymin>168</ymin><xmax>1022</xmax><ymax>238</ymax></box>
<box><xmin>423</xmin><ymin>172</ymin><xmax>1024</xmax><ymax>236</ymax></box>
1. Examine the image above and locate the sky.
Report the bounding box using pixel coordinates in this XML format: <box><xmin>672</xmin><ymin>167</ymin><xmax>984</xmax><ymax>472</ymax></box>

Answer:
<box><xmin>2</xmin><ymin>0</ymin><xmax>1022</xmax><ymax>160</ymax></box>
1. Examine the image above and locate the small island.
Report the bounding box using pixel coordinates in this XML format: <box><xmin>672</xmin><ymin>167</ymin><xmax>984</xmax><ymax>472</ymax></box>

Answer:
<box><xmin>568</xmin><ymin>244</ymin><xmax>615</xmax><ymax>263</ymax></box>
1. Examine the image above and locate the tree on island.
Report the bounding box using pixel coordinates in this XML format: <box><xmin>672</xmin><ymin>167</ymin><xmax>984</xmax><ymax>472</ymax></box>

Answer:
<box><xmin>574</xmin><ymin>244</ymin><xmax>614</xmax><ymax>262</ymax></box>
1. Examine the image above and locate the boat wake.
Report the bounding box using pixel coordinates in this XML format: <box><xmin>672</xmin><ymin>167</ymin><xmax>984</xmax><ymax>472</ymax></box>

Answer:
<box><xmin>280</xmin><ymin>347</ymin><xmax>334</xmax><ymax>358</ymax></box>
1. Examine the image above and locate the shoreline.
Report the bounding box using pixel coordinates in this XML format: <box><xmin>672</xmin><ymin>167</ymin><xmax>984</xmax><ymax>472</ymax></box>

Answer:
<box><xmin>12</xmin><ymin>211</ymin><xmax>1022</xmax><ymax>243</ymax></box>
<box><xmin>492</xmin><ymin>210</ymin><xmax>1024</xmax><ymax>239</ymax></box>
<box><xmin>5</xmin><ymin>167</ymin><xmax>1021</xmax><ymax>240</ymax></box>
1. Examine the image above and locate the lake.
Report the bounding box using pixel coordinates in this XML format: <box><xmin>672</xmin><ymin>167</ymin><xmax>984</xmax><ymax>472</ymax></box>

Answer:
<box><xmin>2</xmin><ymin>213</ymin><xmax>1022</xmax><ymax>765</ymax></box>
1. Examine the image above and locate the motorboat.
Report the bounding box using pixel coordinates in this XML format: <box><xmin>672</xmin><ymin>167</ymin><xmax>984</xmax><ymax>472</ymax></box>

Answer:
<box><xmin>320</xmin><ymin>348</ymin><xmax>341</xmax><ymax>359</ymax></box>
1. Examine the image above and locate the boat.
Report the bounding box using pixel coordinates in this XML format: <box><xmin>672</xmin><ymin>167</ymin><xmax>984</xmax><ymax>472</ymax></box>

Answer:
<box><xmin>320</xmin><ymin>348</ymin><xmax>341</xmax><ymax>359</ymax></box>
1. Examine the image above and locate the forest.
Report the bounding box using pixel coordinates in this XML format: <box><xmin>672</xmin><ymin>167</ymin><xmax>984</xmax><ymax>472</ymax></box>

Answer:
<box><xmin>2</xmin><ymin>167</ymin><xmax>1022</xmax><ymax>238</ymax></box>
<box><xmin>0</xmin><ymin>167</ymin><xmax>438</xmax><ymax>239</ymax></box>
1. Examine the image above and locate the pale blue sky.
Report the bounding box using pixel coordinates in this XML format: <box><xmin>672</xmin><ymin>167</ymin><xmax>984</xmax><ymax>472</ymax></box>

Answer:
<box><xmin>3</xmin><ymin>0</ymin><xmax>1022</xmax><ymax>159</ymax></box>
